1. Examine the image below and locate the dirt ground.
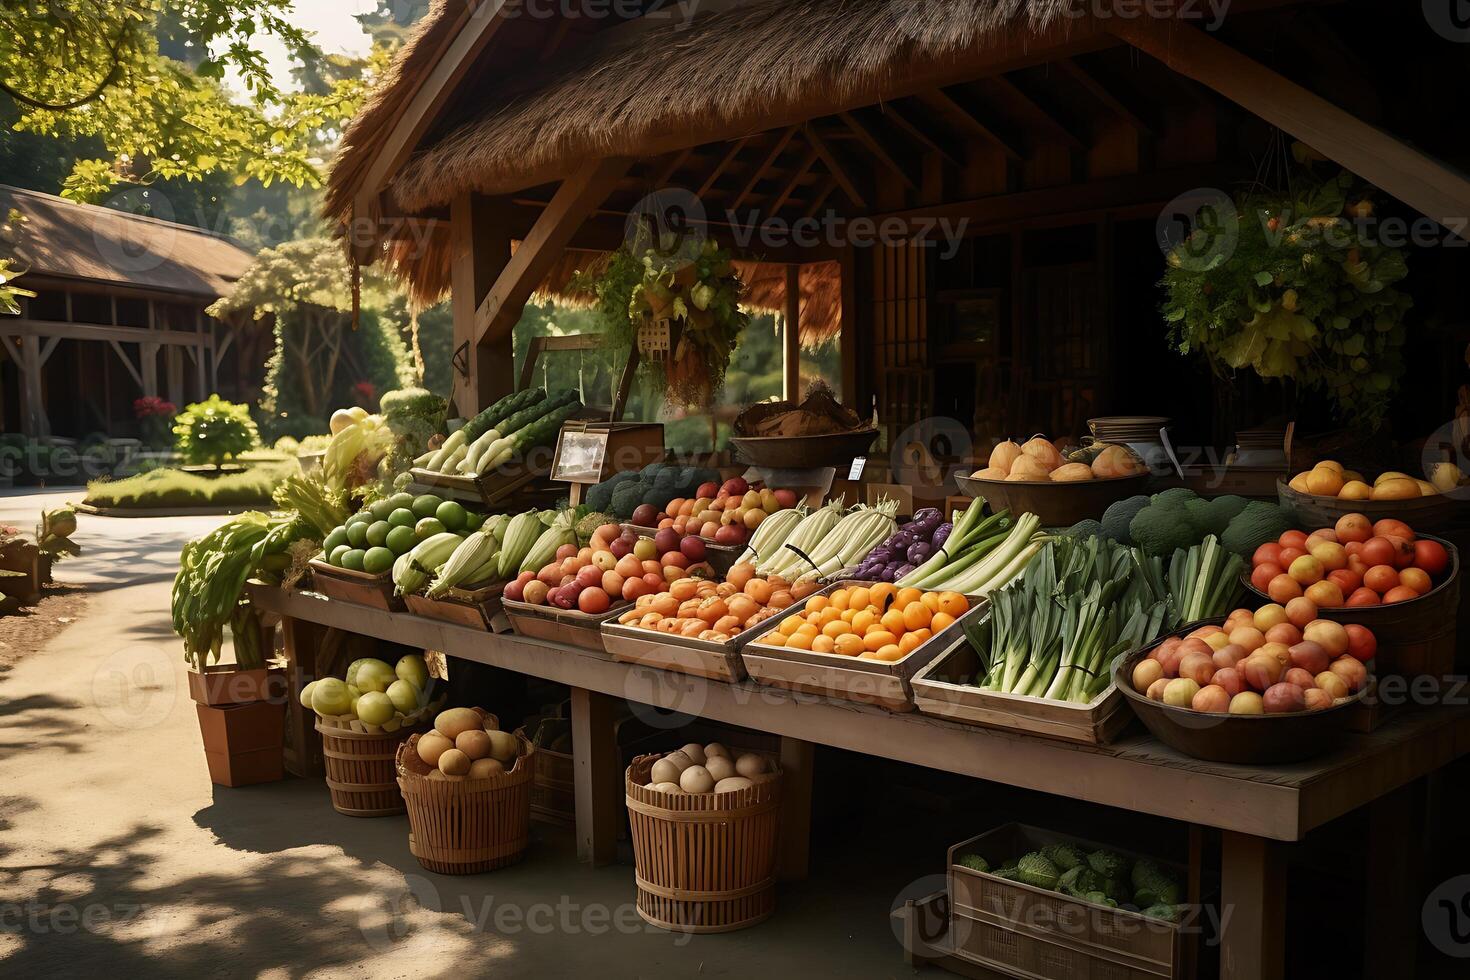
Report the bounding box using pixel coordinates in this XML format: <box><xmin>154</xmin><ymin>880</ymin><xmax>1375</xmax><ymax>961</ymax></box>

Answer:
<box><xmin>0</xmin><ymin>584</ymin><xmax>91</xmax><ymax>670</ymax></box>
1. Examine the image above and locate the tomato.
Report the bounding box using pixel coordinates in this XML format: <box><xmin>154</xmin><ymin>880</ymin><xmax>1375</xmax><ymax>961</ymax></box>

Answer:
<box><xmin>1277</xmin><ymin>546</ymin><xmax>1307</xmax><ymax>568</ymax></box>
<box><xmin>1252</xmin><ymin>542</ymin><xmax>1284</xmax><ymax>568</ymax></box>
<box><xmin>1327</xmin><ymin>568</ymin><xmax>1362</xmax><ymax>594</ymax></box>
<box><xmin>1267</xmin><ymin>573</ymin><xmax>1304</xmax><ymax>603</ymax></box>
<box><xmin>1251</xmin><ymin>562</ymin><xmax>1284</xmax><ymax>593</ymax></box>
<box><xmin>1363</xmin><ymin>564</ymin><xmax>1400</xmax><ymax>595</ymax></box>
<box><xmin>1344</xmin><ymin>623</ymin><xmax>1377</xmax><ymax>662</ymax></box>
<box><xmin>1384</xmin><ymin>534</ymin><xmax>1416</xmax><ymax>568</ymax></box>
<box><xmin>1372</xmin><ymin>518</ymin><xmax>1415</xmax><ymax>542</ymax></box>
<box><xmin>1400</xmin><ymin>567</ymin><xmax>1433</xmax><ymax>594</ymax></box>
<box><xmin>1383</xmin><ymin>585</ymin><xmax>1420</xmax><ymax>603</ymax></box>
<box><xmin>1414</xmin><ymin>538</ymin><xmax>1450</xmax><ymax>576</ymax></box>
<box><xmin>1346</xmin><ymin>587</ymin><xmax>1382</xmax><ymax>607</ymax></box>
<box><xmin>1343</xmin><ymin>540</ymin><xmax>1363</xmax><ymax>557</ymax></box>
<box><xmin>1279</xmin><ymin>530</ymin><xmax>1309</xmax><ymax>550</ymax></box>
<box><xmin>1347</xmin><ymin>554</ymin><xmax>1370</xmax><ymax>577</ymax></box>
<box><xmin>1334</xmin><ymin>513</ymin><xmax>1372</xmax><ymax>543</ymax></box>
<box><xmin>1360</xmin><ymin>536</ymin><xmax>1396</xmax><ymax>567</ymax></box>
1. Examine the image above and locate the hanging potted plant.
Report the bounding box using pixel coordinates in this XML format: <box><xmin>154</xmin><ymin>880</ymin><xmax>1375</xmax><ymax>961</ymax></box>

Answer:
<box><xmin>1160</xmin><ymin>163</ymin><xmax>1412</xmax><ymax>431</ymax></box>
<box><xmin>577</xmin><ymin>232</ymin><xmax>749</xmax><ymax>408</ymax></box>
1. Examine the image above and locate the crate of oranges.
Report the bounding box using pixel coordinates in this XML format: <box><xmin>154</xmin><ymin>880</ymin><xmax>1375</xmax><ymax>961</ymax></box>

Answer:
<box><xmin>740</xmin><ymin>582</ymin><xmax>982</xmax><ymax>712</ymax></box>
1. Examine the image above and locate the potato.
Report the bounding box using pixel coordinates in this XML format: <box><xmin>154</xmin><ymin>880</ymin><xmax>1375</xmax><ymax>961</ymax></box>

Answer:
<box><xmin>1050</xmin><ymin>462</ymin><xmax>1094</xmax><ymax>482</ymax></box>
<box><xmin>434</xmin><ymin>707</ymin><xmax>483</xmax><ymax>741</ymax></box>
<box><xmin>665</xmin><ymin>751</ymin><xmax>694</xmax><ymax>772</ymax></box>
<box><xmin>703</xmin><ymin>742</ymin><xmax>731</xmax><ymax>760</ymax></box>
<box><xmin>438</xmin><ymin>748</ymin><xmax>471</xmax><ymax>776</ymax></box>
<box><xmin>714</xmin><ymin>776</ymin><xmax>754</xmax><ymax>794</ymax></box>
<box><xmin>416</xmin><ymin>732</ymin><xmax>453</xmax><ymax>767</ymax></box>
<box><xmin>485</xmin><ymin>729</ymin><xmax>519</xmax><ymax>763</ymax></box>
<box><xmin>468</xmin><ymin>758</ymin><xmax>504</xmax><ymax>780</ymax></box>
<box><xmin>678</xmin><ymin>742</ymin><xmax>707</xmax><ymax>766</ymax></box>
<box><xmin>735</xmin><ymin>753</ymin><xmax>767</xmax><ymax>778</ymax></box>
<box><xmin>679</xmin><ymin>765</ymin><xmax>715</xmax><ymax>794</ymax></box>
<box><xmin>650</xmin><ymin>758</ymin><xmax>682</xmax><ymax>785</ymax></box>
<box><xmin>652</xmin><ymin>781</ymin><xmax>685</xmax><ymax>795</ymax></box>
<box><xmin>705</xmin><ymin>756</ymin><xmax>736</xmax><ymax>781</ymax></box>
<box><xmin>456</xmin><ymin>729</ymin><xmax>493</xmax><ymax>761</ymax></box>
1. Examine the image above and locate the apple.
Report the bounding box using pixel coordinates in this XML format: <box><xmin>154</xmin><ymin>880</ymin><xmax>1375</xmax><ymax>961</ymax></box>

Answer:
<box><xmin>633</xmin><ymin>538</ymin><xmax>658</xmax><ymax>561</ymax></box>
<box><xmin>1262</xmin><ymin>682</ymin><xmax>1306</xmax><ymax>713</ymax></box>
<box><xmin>609</xmin><ymin>537</ymin><xmax>633</xmax><ymax>559</ymax></box>
<box><xmin>1178</xmin><ymin>651</ymin><xmax>1216</xmax><ymax>686</ymax></box>
<box><xmin>1133</xmin><ymin>658</ymin><xmax>1164</xmax><ymax>694</ymax></box>
<box><xmin>1192</xmin><ymin>685</ymin><xmax>1231</xmax><ymax>713</ymax></box>
<box><xmin>631</xmin><ymin>504</ymin><xmax>660</xmax><ymax>526</ymax></box>
<box><xmin>1303</xmin><ymin>620</ymin><xmax>1349</xmax><ymax>657</ymax></box>
<box><xmin>695</xmin><ymin>481</ymin><xmax>719</xmax><ymax>499</ymax></box>
<box><xmin>1213</xmin><ymin>667</ymin><xmax>1245</xmax><ymax>697</ymax></box>
<box><xmin>1303</xmin><ymin>688</ymin><xmax>1334</xmax><ymax>711</ymax></box>
<box><xmin>1229</xmin><ymin>692</ymin><xmax>1265</xmax><ymax>715</ymax></box>
<box><xmin>1162</xmin><ymin>677</ymin><xmax>1202</xmax><ymax>707</ymax></box>
<box><xmin>1288</xmin><ymin>640</ymin><xmax>1330</xmax><ymax>675</ymax></box>
<box><xmin>680</xmin><ymin>536</ymin><xmax>707</xmax><ymax>562</ymax></box>
<box><xmin>653</xmin><ymin>527</ymin><xmax>681</xmax><ymax>553</ymax></box>
<box><xmin>576</xmin><ymin>565</ymin><xmax>603</xmax><ymax>589</ymax></box>
<box><xmin>1329</xmin><ymin>656</ymin><xmax>1368</xmax><ymax>692</ymax></box>
<box><xmin>1315</xmin><ymin>671</ymin><xmax>1350</xmax><ymax>699</ymax></box>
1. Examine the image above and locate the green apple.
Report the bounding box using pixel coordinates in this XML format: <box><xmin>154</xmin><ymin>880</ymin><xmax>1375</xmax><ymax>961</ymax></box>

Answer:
<box><xmin>353</xmin><ymin>658</ymin><xmax>396</xmax><ymax>694</ymax></box>
<box><xmin>298</xmin><ymin>680</ymin><xmax>318</xmax><ymax>710</ymax></box>
<box><xmin>310</xmin><ymin>678</ymin><xmax>352</xmax><ymax>716</ymax></box>
<box><xmin>395</xmin><ymin>653</ymin><xmax>430</xmax><ymax>690</ymax></box>
<box><xmin>387</xmin><ymin>678</ymin><xmax>421</xmax><ymax>714</ymax></box>
<box><xmin>356</xmin><ymin>691</ymin><xmax>395</xmax><ymax>726</ymax></box>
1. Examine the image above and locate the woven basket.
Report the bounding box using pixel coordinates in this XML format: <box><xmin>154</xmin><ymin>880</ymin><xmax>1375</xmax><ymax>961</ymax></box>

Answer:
<box><xmin>625</xmin><ymin>752</ymin><xmax>783</xmax><ymax>934</ymax></box>
<box><xmin>316</xmin><ymin>719</ymin><xmax>422</xmax><ymax>817</ymax></box>
<box><xmin>396</xmin><ymin>731</ymin><xmax>534</xmax><ymax>875</ymax></box>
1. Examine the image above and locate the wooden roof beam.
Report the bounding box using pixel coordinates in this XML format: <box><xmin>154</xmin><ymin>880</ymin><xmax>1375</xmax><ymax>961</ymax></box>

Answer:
<box><xmin>654</xmin><ymin>146</ymin><xmax>695</xmax><ymax>186</ymax></box>
<box><xmin>803</xmin><ymin>178</ymin><xmax>838</xmax><ymax>218</ymax></box>
<box><xmin>475</xmin><ymin>157</ymin><xmax>632</xmax><ymax>344</ymax></box>
<box><xmin>1055</xmin><ymin>58</ymin><xmax>1156</xmax><ymax>137</ymax></box>
<box><xmin>731</xmin><ymin>126</ymin><xmax>799</xmax><ymax>212</ymax></box>
<box><xmin>804</xmin><ymin>124</ymin><xmax>870</xmax><ymax>209</ymax></box>
<box><xmin>837</xmin><ymin>110</ymin><xmax>917</xmax><ymax>190</ymax></box>
<box><xmin>769</xmin><ymin>147</ymin><xmax>821</xmax><ymax>216</ymax></box>
<box><xmin>919</xmin><ymin>89</ymin><xmax>1023</xmax><ymax>162</ymax></box>
<box><xmin>876</xmin><ymin>100</ymin><xmax>963</xmax><ymax>168</ymax></box>
<box><xmin>1111</xmin><ymin>18</ymin><xmax>1470</xmax><ymax>240</ymax></box>
<box><xmin>698</xmin><ymin>136</ymin><xmax>753</xmax><ymax>197</ymax></box>
<box><xmin>988</xmin><ymin>75</ymin><xmax>1085</xmax><ymax>150</ymax></box>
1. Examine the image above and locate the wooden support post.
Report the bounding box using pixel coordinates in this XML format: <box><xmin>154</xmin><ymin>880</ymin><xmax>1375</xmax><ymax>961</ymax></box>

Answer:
<box><xmin>777</xmin><ymin>736</ymin><xmax>813</xmax><ymax>881</ymax></box>
<box><xmin>839</xmin><ymin>246</ymin><xmax>859</xmax><ymax>404</ymax></box>
<box><xmin>19</xmin><ymin>334</ymin><xmax>48</xmax><ymax>436</ymax></box>
<box><xmin>1365</xmin><ymin>780</ymin><xmax>1422</xmax><ymax>979</ymax></box>
<box><xmin>1219</xmin><ymin>831</ymin><xmax>1285</xmax><ymax>980</ymax></box>
<box><xmin>279</xmin><ymin>615</ymin><xmax>325</xmax><ymax>778</ymax></box>
<box><xmin>570</xmin><ymin>686</ymin><xmax>621</xmax><ymax>866</ymax></box>
<box><xmin>450</xmin><ymin>193</ymin><xmax>513</xmax><ymax>417</ymax></box>
<box><xmin>194</xmin><ymin>308</ymin><xmax>207</xmax><ymax>396</ymax></box>
<box><xmin>783</xmin><ymin>264</ymin><xmax>802</xmax><ymax>402</ymax></box>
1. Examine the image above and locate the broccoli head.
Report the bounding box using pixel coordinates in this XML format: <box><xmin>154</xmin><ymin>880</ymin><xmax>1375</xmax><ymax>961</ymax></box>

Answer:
<box><xmin>957</xmin><ymin>853</ymin><xmax>990</xmax><ymax>873</ymax></box>
<box><xmin>1150</xmin><ymin>487</ymin><xmax>1199</xmax><ymax>509</ymax></box>
<box><xmin>1064</xmin><ymin>519</ymin><xmax>1103</xmax><ymax>540</ymax></box>
<box><xmin>1086</xmin><ymin>850</ymin><xmax>1129</xmax><ymax>880</ymax></box>
<box><xmin>1101</xmin><ymin>495</ymin><xmax>1151</xmax><ymax>545</ymax></box>
<box><xmin>1129</xmin><ymin>500</ymin><xmax>1201</xmax><ymax>556</ymax></box>
<box><xmin>610</xmin><ymin>479</ymin><xmax>650</xmax><ymax>519</ymax></box>
<box><xmin>1220</xmin><ymin>500</ymin><xmax>1295</xmax><ymax>556</ymax></box>
<box><xmin>643</xmin><ymin>486</ymin><xmax>679</xmax><ymax>512</ymax></box>
<box><xmin>1016</xmin><ymin>852</ymin><xmax>1061</xmax><ymax>891</ymax></box>
<box><xmin>575</xmin><ymin>511</ymin><xmax>617</xmax><ymax>546</ymax></box>
<box><xmin>1183</xmin><ymin>495</ymin><xmax>1250</xmax><ymax>537</ymax></box>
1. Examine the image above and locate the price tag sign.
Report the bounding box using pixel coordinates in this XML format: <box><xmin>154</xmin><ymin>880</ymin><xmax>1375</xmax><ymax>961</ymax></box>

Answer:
<box><xmin>552</xmin><ymin>430</ymin><xmax>608</xmax><ymax>484</ymax></box>
<box><xmin>847</xmin><ymin>457</ymin><xmax>867</xmax><ymax>481</ymax></box>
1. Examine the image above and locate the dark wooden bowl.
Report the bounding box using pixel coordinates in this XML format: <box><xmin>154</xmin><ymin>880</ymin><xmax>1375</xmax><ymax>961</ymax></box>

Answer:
<box><xmin>1277</xmin><ymin>479</ymin><xmax>1462</xmax><ymax>531</ymax></box>
<box><xmin>955</xmin><ymin>472</ymin><xmax>1148</xmax><ymax>527</ymax></box>
<box><xmin>1112</xmin><ymin>619</ymin><xmax>1366</xmax><ymax>765</ymax></box>
<box><xmin>729</xmin><ymin>428</ymin><xmax>879</xmax><ymax>469</ymax></box>
<box><xmin>1238</xmin><ymin>533</ymin><xmax>1459</xmax><ymax>679</ymax></box>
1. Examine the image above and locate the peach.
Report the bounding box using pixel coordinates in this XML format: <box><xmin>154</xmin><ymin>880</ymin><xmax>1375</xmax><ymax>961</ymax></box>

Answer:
<box><xmin>1284</xmin><ymin>597</ymin><xmax>1319</xmax><ymax>628</ymax></box>
<box><xmin>1132</xmin><ymin>658</ymin><xmax>1165</xmax><ymax>694</ymax></box>
<box><xmin>1213</xmin><ymin>667</ymin><xmax>1245</xmax><ymax>697</ymax></box>
<box><xmin>1228</xmin><ymin>626</ymin><xmax>1266</xmax><ymax>653</ymax></box>
<box><xmin>1303</xmin><ymin>620</ymin><xmax>1349</xmax><ymax>657</ymax></box>
<box><xmin>1178</xmin><ymin>651</ymin><xmax>1216</xmax><ymax>686</ymax></box>
<box><xmin>1267</xmin><ymin>574</ymin><xmax>1304</xmax><ymax>603</ymax></box>
<box><xmin>1192</xmin><ymin>685</ymin><xmax>1231</xmax><ymax>713</ymax></box>
<box><xmin>1252</xmin><ymin>603</ymin><xmax>1288</xmax><ymax>632</ymax></box>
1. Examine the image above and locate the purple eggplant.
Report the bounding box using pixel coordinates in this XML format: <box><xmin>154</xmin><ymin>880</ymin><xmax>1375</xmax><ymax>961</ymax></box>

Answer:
<box><xmin>912</xmin><ymin>508</ymin><xmax>942</xmax><ymax>524</ymax></box>
<box><xmin>895</xmin><ymin>563</ymin><xmax>916</xmax><ymax>579</ymax></box>
<box><xmin>906</xmin><ymin>541</ymin><xmax>932</xmax><ymax>565</ymax></box>
<box><xmin>889</xmin><ymin>530</ymin><xmax>915</xmax><ymax>551</ymax></box>
<box><xmin>931</xmin><ymin>522</ymin><xmax>953</xmax><ymax>550</ymax></box>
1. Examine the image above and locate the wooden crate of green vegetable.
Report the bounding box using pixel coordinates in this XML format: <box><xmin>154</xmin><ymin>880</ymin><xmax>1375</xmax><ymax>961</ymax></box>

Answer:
<box><xmin>414</xmin><ymin>386</ymin><xmax>587</xmax><ymax>480</ymax></box>
<box><xmin>948</xmin><ymin>824</ymin><xmax>1201</xmax><ymax>980</ymax></box>
<box><xmin>308</xmin><ymin>559</ymin><xmax>403</xmax><ymax>611</ymax></box>
<box><xmin>403</xmin><ymin>581</ymin><xmax>508</xmax><ymax>633</ymax></box>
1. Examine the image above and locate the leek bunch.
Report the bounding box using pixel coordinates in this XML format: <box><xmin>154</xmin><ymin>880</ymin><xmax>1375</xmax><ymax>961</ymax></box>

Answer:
<box><xmin>969</xmin><ymin>535</ymin><xmax>1170</xmax><ymax>704</ymax></box>
<box><xmin>897</xmin><ymin>498</ymin><xmax>1043</xmax><ymax>595</ymax></box>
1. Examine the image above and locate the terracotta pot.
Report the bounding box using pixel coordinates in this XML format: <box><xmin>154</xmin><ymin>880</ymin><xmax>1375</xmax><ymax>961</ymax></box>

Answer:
<box><xmin>196</xmin><ymin>700</ymin><xmax>286</xmax><ymax>787</ymax></box>
<box><xmin>188</xmin><ymin>663</ymin><xmax>287</xmax><ymax>707</ymax></box>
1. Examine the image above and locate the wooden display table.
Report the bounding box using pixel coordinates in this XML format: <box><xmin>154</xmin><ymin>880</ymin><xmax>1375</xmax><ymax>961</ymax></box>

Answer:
<box><xmin>247</xmin><ymin>584</ymin><xmax>1470</xmax><ymax>980</ymax></box>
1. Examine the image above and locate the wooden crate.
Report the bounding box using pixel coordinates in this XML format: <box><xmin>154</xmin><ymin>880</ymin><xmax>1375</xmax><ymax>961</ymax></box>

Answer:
<box><xmin>740</xmin><ymin>583</ymin><xmax>988</xmax><ymax>712</ymax></box>
<box><xmin>396</xmin><ymin>733</ymin><xmax>533</xmax><ymax>874</ymax></box>
<box><xmin>403</xmin><ymin>581</ymin><xmax>509</xmax><ymax>633</ymax></box>
<box><xmin>912</xmin><ymin>636</ymin><xmax>1132</xmax><ymax>745</ymax></box>
<box><xmin>948</xmin><ymin>823</ymin><xmax>1200</xmax><ymax>980</ymax></box>
<box><xmin>309</xmin><ymin>559</ymin><xmax>402</xmax><ymax>611</ymax></box>
<box><xmin>188</xmin><ymin>662</ymin><xmax>287</xmax><ymax>708</ymax></box>
<box><xmin>409</xmin><ymin>466</ymin><xmax>562</xmax><ymax>510</ymax></box>
<box><xmin>625</xmin><ymin>753</ymin><xmax>783</xmax><ymax>933</ymax></box>
<box><xmin>501</xmin><ymin>598</ymin><xmax>627</xmax><ymax>651</ymax></box>
<box><xmin>602</xmin><ymin>597</ymin><xmax>812</xmax><ymax>683</ymax></box>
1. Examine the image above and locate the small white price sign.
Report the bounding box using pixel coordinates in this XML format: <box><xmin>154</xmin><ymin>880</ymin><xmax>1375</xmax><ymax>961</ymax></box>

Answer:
<box><xmin>847</xmin><ymin>457</ymin><xmax>867</xmax><ymax>481</ymax></box>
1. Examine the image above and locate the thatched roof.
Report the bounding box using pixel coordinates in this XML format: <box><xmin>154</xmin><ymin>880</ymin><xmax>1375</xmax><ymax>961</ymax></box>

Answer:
<box><xmin>0</xmin><ymin>184</ymin><xmax>251</xmax><ymax>298</ymax></box>
<box><xmin>387</xmin><ymin>0</ymin><xmax>1075</xmax><ymax>210</ymax></box>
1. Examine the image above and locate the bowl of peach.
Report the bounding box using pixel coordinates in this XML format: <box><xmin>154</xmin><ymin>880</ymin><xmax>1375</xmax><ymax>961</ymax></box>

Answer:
<box><xmin>1113</xmin><ymin>605</ymin><xmax>1373</xmax><ymax>764</ymax></box>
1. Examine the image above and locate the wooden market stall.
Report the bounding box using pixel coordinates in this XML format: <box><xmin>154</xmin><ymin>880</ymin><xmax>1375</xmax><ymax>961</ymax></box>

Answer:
<box><xmin>292</xmin><ymin>1</ymin><xmax>1470</xmax><ymax>977</ymax></box>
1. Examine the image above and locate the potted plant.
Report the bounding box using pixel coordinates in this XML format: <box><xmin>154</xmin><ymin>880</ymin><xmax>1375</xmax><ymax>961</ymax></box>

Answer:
<box><xmin>133</xmin><ymin>396</ymin><xmax>177</xmax><ymax>450</ymax></box>
<box><xmin>191</xmin><ymin>599</ymin><xmax>288</xmax><ymax>787</ymax></box>
<box><xmin>1160</xmin><ymin>161</ymin><xmax>1412</xmax><ymax>432</ymax></box>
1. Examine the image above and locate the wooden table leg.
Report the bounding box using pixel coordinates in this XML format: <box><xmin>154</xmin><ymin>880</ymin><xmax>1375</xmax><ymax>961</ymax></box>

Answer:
<box><xmin>570</xmin><ymin>686</ymin><xmax>620</xmax><ymax>866</ymax></box>
<box><xmin>1219</xmin><ymin>831</ymin><xmax>1286</xmax><ymax>980</ymax></box>
<box><xmin>778</xmin><ymin>736</ymin><xmax>813</xmax><ymax>881</ymax></box>
<box><xmin>1365</xmin><ymin>780</ymin><xmax>1423</xmax><ymax>980</ymax></box>
<box><xmin>280</xmin><ymin>614</ymin><xmax>324</xmax><ymax>778</ymax></box>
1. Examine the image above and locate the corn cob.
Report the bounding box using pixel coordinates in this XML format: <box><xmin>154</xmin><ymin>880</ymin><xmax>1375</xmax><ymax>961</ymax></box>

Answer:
<box><xmin>427</xmin><ymin>531</ymin><xmax>500</xmax><ymax>597</ymax></box>
<box><xmin>735</xmin><ymin>506</ymin><xmax>804</xmax><ymax>566</ymax></box>
<box><xmin>758</xmin><ymin>499</ymin><xmax>844</xmax><ymax>578</ymax></box>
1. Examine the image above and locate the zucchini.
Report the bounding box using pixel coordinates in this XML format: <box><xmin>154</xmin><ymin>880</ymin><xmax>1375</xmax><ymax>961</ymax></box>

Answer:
<box><xmin>461</xmin><ymin>388</ymin><xmax>545</xmax><ymax>444</ymax></box>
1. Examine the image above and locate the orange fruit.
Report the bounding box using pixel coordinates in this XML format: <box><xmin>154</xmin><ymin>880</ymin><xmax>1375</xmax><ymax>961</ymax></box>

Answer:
<box><xmin>937</xmin><ymin>592</ymin><xmax>969</xmax><ymax>618</ymax></box>
<box><xmin>864</xmin><ymin>630</ymin><xmax>898</xmax><ymax>652</ymax></box>
<box><xmin>817</xmin><ymin>607</ymin><xmax>841</xmax><ymax>627</ymax></box>
<box><xmin>840</xmin><ymin>609</ymin><xmax>857</xmax><ymax>623</ymax></box>
<box><xmin>910</xmin><ymin>627</ymin><xmax>932</xmax><ymax>644</ymax></box>
<box><xmin>846</xmin><ymin>586</ymin><xmax>871</xmax><ymax>611</ymax></box>
<box><xmin>829</xmin><ymin>588</ymin><xmax>850</xmax><ymax>611</ymax></box>
<box><xmin>822</xmin><ymin>619</ymin><xmax>853</xmax><ymax>638</ymax></box>
<box><xmin>851</xmin><ymin>610</ymin><xmax>878</xmax><ymax>634</ymax></box>
<box><xmin>795</xmin><ymin>623</ymin><xmax>819</xmax><ymax>639</ymax></box>
<box><xmin>869</xmin><ymin>582</ymin><xmax>898</xmax><ymax>610</ymax></box>
<box><xmin>811</xmin><ymin>634</ymin><xmax>836</xmax><ymax>654</ymax></box>
<box><xmin>880</xmin><ymin>609</ymin><xmax>908</xmax><ymax>634</ymax></box>
<box><xmin>902</xmin><ymin>603</ymin><xmax>932</xmax><ymax>632</ymax></box>
<box><xmin>874</xmin><ymin>644</ymin><xmax>904</xmax><ymax>662</ymax></box>
<box><xmin>898</xmin><ymin>632</ymin><xmax>925</xmax><ymax>654</ymax></box>
<box><xmin>833</xmin><ymin>633</ymin><xmax>865</xmax><ymax>657</ymax></box>
<box><xmin>895</xmin><ymin>587</ymin><xmax>923</xmax><ymax>609</ymax></box>
<box><xmin>786</xmin><ymin>630</ymin><xmax>813</xmax><ymax>650</ymax></box>
<box><xmin>806</xmin><ymin>595</ymin><xmax>829</xmax><ymax>614</ymax></box>
<box><xmin>921</xmin><ymin>592</ymin><xmax>943</xmax><ymax>612</ymax></box>
<box><xmin>763</xmin><ymin>632</ymin><xmax>787</xmax><ymax>647</ymax></box>
<box><xmin>930</xmin><ymin>612</ymin><xmax>956</xmax><ymax>632</ymax></box>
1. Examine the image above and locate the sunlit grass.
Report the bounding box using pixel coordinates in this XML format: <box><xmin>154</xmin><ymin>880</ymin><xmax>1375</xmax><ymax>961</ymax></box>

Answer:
<box><xmin>84</xmin><ymin>463</ymin><xmax>294</xmax><ymax>509</ymax></box>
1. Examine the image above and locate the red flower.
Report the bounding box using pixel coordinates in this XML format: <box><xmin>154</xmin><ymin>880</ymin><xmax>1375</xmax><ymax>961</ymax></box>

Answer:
<box><xmin>352</xmin><ymin>381</ymin><xmax>377</xmax><ymax>405</ymax></box>
<box><xmin>133</xmin><ymin>396</ymin><xmax>177</xmax><ymax>419</ymax></box>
